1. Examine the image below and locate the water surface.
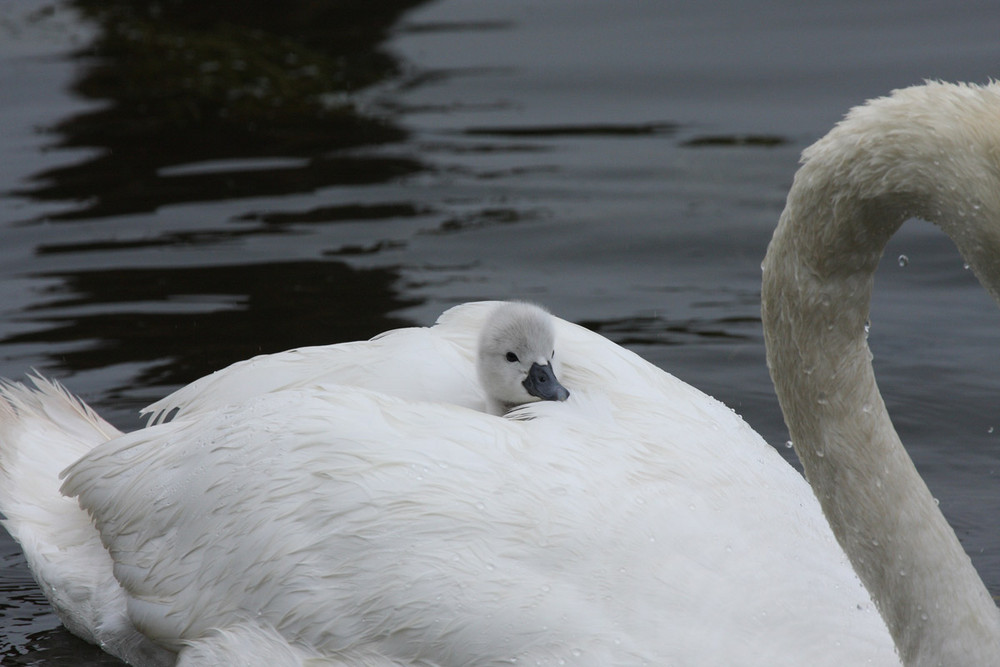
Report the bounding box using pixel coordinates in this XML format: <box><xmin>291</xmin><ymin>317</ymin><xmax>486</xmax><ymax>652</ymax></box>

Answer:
<box><xmin>1</xmin><ymin>0</ymin><xmax>998</xmax><ymax>662</ymax></box>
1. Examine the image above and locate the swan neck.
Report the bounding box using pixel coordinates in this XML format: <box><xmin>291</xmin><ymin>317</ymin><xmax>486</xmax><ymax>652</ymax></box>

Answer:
<box><xmin>761</xmin><ymin>82</ymin><xmax>1000</xmax><ymax>666</ymax></box>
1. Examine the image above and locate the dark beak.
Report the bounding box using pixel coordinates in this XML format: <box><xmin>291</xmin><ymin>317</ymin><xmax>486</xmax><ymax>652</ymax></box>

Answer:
<box><xmin>522</xmin><ymin>362</ymin><xmax>570</xmax><ymax>402</ymax></box>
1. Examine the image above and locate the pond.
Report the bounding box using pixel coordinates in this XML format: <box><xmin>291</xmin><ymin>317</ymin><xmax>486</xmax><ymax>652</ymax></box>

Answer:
<box><xmin>1</xmin><ymin>0</ymin><xmax>998</xmax><ymax>662</ymax></box>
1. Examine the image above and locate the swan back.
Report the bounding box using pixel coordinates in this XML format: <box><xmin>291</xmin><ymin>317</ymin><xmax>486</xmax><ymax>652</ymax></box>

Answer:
<box><xmin>476</xmin><ymin>302</ymin><xmax>570</xmax><ymax>415</ymax></box>
<box><xmin>60</xmin><ymin>382</ymin><xmax>896</xmax><ymax>665</ymax></box>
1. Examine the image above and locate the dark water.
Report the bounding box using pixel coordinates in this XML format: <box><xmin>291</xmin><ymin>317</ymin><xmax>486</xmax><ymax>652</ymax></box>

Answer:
<box><xmin>1</xmin><ymin>0</ymin><xmax>998</xmax><ymax>662</ymax></box>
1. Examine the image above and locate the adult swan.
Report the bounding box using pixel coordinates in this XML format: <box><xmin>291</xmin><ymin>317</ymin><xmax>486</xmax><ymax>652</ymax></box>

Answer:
<box><xmin>762</xmin><ymin>80</ymin><xmax>1000</xmax><ymax>664</ymax></box>
<box><xmin>0</xmin><ymin>81</ymin><xmax>996</xmax><ymax>666</ymax></box>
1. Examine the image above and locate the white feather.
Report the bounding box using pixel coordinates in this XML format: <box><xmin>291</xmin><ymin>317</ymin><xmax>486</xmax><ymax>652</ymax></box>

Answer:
<box><xmin>63</xmin><ymin>384</ymin><xmax>892</xmax><ymax>665</ymax></box>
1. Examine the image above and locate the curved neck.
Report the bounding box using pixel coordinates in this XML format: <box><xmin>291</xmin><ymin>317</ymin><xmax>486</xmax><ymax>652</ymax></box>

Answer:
<box><xmin>761</xmin><ymin>82</ymin><xmax>1000</xmax><ymax>666</ymax></box>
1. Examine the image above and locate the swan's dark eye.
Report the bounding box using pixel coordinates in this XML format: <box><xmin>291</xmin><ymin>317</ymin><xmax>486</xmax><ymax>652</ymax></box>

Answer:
<box><xmin>505</xmin><ymin>352</ymin><xmax>518</xmax><ymax>363</ymax></box>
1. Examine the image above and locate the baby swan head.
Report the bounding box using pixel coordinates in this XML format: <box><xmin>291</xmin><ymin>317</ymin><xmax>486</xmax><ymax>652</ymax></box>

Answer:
<box><xmin>477</xmin><ymin>302</ymin><xmax>570</xmax><ymax>416</ymax></box>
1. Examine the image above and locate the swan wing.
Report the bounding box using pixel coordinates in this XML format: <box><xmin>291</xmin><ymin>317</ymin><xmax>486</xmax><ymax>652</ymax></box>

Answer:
<box><xmin>64</xmin><ymin>384</ymin><xmax>898</xmax><ymax>665</ymax></box>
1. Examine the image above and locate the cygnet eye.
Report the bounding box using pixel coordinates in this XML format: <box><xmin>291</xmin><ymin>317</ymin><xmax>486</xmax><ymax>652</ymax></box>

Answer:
<box><xmin>505</xmin><ymin>352</ymin><xmax>519</xmax><ymax>363</ymax></box>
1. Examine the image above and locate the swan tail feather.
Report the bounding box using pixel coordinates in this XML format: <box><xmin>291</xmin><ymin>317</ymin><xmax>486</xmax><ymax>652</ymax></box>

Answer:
<box><xmin>176</xmin><ymin>621</ymin><xmax>309</xmax><ymax>667</ymax></box>
<box><xmin>175</xmin><ymin>620</ymin><xmax>406</xmax><ymax>667</ymax></box>
<box><xmin>0</xmin><ymin>374</ymin><xmax>173</xmax><ymax>665</ymax></box>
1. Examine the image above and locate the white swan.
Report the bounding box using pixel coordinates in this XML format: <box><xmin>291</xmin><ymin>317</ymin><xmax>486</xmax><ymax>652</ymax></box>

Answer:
<box><xmin>0</xmin><ymin>80</ymin><xmax>997</xmax><ymax>665</ymax></box>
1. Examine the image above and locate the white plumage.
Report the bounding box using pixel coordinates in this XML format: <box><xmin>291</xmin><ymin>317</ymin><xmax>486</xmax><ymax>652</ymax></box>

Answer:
<box><xmin>2</xmin><ymin>80</ymin><xmax>1000</xmax><ymax>665</ymax></box>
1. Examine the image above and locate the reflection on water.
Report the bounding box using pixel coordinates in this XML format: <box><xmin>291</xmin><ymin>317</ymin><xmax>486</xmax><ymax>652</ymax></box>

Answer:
<box><xmin>19</xmin><ymin>0</ymin><xmax>425</xmax><ymax>221</ymax></box>
<box><xmin>4</xmin><ymin>261</ymin><xmax>416</xmax><ymax>390</ymax></box>
<box><xmin>464</xmin><ymin>122</ymin><xmax>680</xmax><ymax>138</ymax></box>
<box><xmin>581</xmin><ymin>313</ymin><xmax>758</xmax><ymax>347</ymax></box>
<box><xmin>2</xmin><ymin>0</ymin><xmax>431</xmax><ymax>396</ymax></box>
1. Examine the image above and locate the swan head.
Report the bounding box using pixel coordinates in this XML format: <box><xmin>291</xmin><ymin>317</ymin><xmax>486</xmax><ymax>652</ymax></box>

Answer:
<box><xmin>476</xmin><ymin>302</ymin><xmax>570</xmax><ymax>415</ymax></box>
